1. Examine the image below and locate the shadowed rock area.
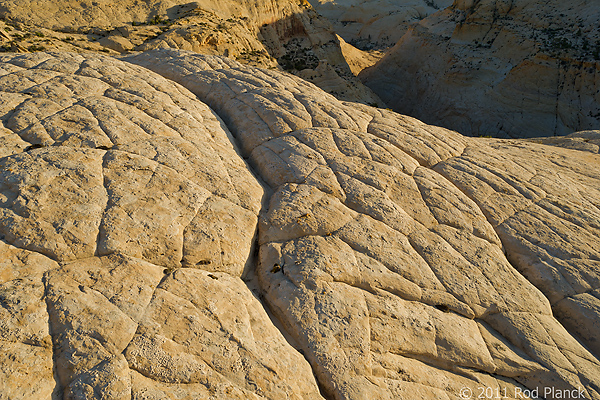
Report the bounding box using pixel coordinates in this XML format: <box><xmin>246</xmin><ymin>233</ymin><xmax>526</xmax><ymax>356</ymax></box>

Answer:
<box><xmin>360</xmin><ymin>0</ymin><xmax>600</xmax><ymax>138</ymax></box>
<box><xmin>1</xmin><ymin>50</ymin><xmax>600</xmax><ymax>399</ymax></box>
<box><xmin>307</xmin><ymin>0</ymin><xmax>453</xmax><ymax>50</ymax></box>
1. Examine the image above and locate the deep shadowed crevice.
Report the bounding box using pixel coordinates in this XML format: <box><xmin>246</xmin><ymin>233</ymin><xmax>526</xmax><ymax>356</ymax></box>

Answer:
<box><xmin>41</xmin><ymin>269</ymin><xmax>65</xmax><ymax>400</ymax></box>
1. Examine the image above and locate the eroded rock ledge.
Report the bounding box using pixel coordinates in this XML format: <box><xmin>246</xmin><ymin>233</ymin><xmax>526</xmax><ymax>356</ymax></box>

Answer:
<box><xmin>1</xmin><ymin>50</ymin><xmax>599</xmax><ymax>400</ymax></box>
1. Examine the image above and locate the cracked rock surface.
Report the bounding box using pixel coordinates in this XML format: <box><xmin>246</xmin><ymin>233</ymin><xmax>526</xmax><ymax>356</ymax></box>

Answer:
<box><xmin>1</xmin><ymin>50</ymin><xmax>600</xmax><ymax>399</ymax></box>
<box><xmin>0</xmin><ymin>52</ymin><xmax>321</xmax><ymax>400</ymax></box>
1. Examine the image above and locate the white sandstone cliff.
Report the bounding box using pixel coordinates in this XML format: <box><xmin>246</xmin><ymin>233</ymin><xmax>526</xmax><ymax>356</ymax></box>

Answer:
<box><xmin>360</xmin><ymin>0</ymin><xmax>600</xmax><ymax>138</ymax></box>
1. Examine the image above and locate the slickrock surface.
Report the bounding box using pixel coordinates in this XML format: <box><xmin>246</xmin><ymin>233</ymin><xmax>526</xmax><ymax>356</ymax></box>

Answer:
<box><xmin>360</xmin><ymin>0</ymin><xmax>600</xmax><ymax>138</ymax></box>
<box><xmin>129</xmin><ymin>49</ymin><xmax>600</xmax><ymax>399</ymax></box>
<box><xmin>2</xmin><ymin>49</ymin><xmax>600</xmax><ymax>399</ymax></box>
<box><xmin>0</xmin><ymin>52</ymin><xmax>323</xmax><ymax>400</ymax></box>
<box><xmin>0</xmin><ymin>0</ymin><xmax>383</xmax><ymax>105</ymax></box>
<box><xmin>527</xmin><ymin>130</ymin><xmax>600</xmax><ymax>154</ymax></box>
<box><xmin>307</xmin><ymin>0</ymin><xmax>452</xmax><ymax>49</ymax></box>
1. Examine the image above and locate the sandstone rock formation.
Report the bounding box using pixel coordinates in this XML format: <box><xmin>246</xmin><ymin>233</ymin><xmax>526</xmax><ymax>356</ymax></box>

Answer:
<box><xmin>0</xmin><ymin>0</ymin><xmax>383</xmax><ymax>105</ymax></box>
<box><xmin>335</xmin><ymin>34</ymin><xmax>384</xmax><ymax>76</ymax></box>
<box><xmin>307</xmin><ymin>0</ymin><xmax>452</xmax><ymax>49</ymax></box>
<box><xmin>360</xmin><ymin>0</ymin><xmax>600</xmax><ymax>138</ymax></box>
<box><xmin>528</xmin><ymin>130</ymin><xmax>600</xmax><ymax>154</ymax></box>
<box><xmin>1</xmin><ymin>49</ymin><xmax>600</xmax><ymax>399</ymax></box>
<box><xmin>0</xmin><ymin>51</ymin><xmax>321</xmax><ymax>399</ymax></box>
<box><xmin>0</xmin><ymin>0</ymin><xmax>306</xmax><ymax>66</ymax></box>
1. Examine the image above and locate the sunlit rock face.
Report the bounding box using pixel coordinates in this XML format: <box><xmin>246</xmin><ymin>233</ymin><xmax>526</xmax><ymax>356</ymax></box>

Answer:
<box><xmin>1</xmin><ymin>50</ymin><xmax>599</xmax><ymax>399</ymax></box>
<box><xmin>0</xmin><ymin>51</ymin><xmax>321</xmax><ymax>400</ymax></box>
<box><xmin>0</xmin><ymin>0</ymin><xmax>384</xmax><ymax>106</ymax></box>
<box><xmin>360</xmin><ymin>0</ymin><xmax>600</xmax><ymax>138</ymax></box>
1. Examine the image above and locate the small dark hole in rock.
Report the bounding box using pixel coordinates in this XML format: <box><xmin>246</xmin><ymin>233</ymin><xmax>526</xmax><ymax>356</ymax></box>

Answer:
<box><xmin>163</xmin><ymin>269</ymin><xmax>169</xmax><ymax>274</ymax></box>
<box><xmin>96</xmin><ymin>145</ymin><xmax>111</xmax><ymax>150</ymax></box>
<box><xmin>208</xmin><ymin>274</ymin><xmax>218</xmax><ymax>280</ymax></box>
<box><xmin>197</xmin><ymin>259</ymin><xmax>211</xmax><ymax>265</ymax></box>
<box><xmin>78</xmin><ymin>285</ymin><xmax>85</xmax><ymax>292</ymax></box>
<box><xmin>24</xmin><ymin>144</ymin><xmax>44</xmax><ymax>152</ymax></box>
<box><xmin>271</xmin><ymin>264</ymin><xmax>281</xmax><ymax>273</ymax></box>
<box><xmin>435</xmin><ymin>304</ymin><xmax>450</xmax><ymax>313</ymax></box>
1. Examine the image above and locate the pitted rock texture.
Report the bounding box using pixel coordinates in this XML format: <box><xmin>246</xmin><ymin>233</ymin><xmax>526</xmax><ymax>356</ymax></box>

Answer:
<box><xmin>2</xmin><ymin>49</ymin><xmax>600</xmax><ymax>400</ymax></box>
<box><xmin>0</xmin><ymin>52</ymin><xmax>325</xmax><ymax>400</ymax></box>
<box><xmin>127</xmin><ymin>49</ymin><xmax>600</xmax><ymax>400</ymax></box>
<box><xmin>360</xmin><ymin>0</ymin><xmax>600</xmax><ymax>138</ymax></box>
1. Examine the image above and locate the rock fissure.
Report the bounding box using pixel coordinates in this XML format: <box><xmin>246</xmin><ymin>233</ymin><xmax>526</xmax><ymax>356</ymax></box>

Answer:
<box><xmin>41</xmin><ymin>268</ymin><xmax>64</xmax><ymax>399</ymax></box>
